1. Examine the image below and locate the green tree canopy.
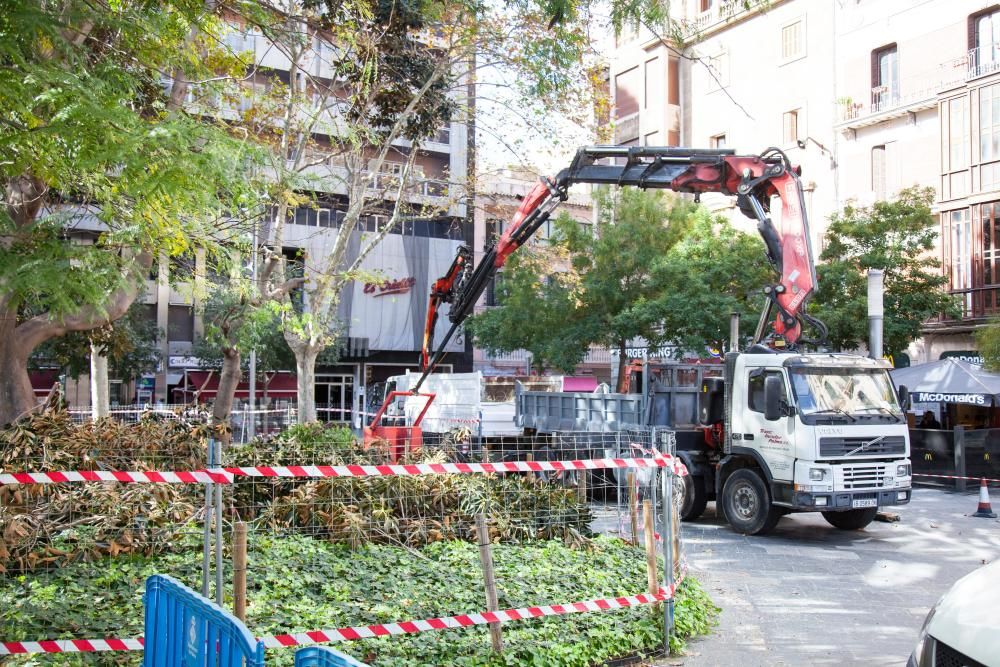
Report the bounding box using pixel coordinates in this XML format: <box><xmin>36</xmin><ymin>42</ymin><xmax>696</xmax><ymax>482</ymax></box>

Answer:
<box><xmin>811</xmin><ymin>187</ymin><xmax>958</xmax><ymax>358</ymax></box>
<box><xmin>29</xmin><ymin>301</ymin><xmax>161</xmax><ymax>382</ymax></box>
<box><xmin>0</xmin><ymin>1</ymin><xmax>261</xmax><ymax>423</ymax></box>
<box><xmin>638</xmin><ymin>211</ymin><xmax>772</xmax><ymax>353</ymax></box>
<box><xmin>470</xmin><ymin>188</ymin><xmax>697</xmax><ymax>387</ymax></box>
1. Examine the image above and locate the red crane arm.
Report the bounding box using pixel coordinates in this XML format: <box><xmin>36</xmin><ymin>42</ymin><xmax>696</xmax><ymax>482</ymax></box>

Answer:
<box><xmin>420</xmin><ymin>245</ymin><xmax>472</xmax><ymax>371</ymax></box>
<box><xmin>413</xmin><ymin>145</ymin><xmax>827</xmax><ymax>391</ymax></box>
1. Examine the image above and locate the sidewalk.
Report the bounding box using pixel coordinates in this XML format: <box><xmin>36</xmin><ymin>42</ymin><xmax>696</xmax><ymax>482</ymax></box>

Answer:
<box><xmin>655</xmin><ymin>487</ymin><xmax>1000</xmax><ymax>666</ymax></box>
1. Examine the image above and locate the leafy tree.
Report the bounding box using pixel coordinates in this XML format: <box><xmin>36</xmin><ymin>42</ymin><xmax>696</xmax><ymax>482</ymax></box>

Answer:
<box><xmin>30</xmin><ymin>302</ymin><xmax>161</xmax><ymax>382</ymax></box>
<box><xmin>640</xmin><ymin>211</ymin><xmax>772</xmax><ymax>353</ymax></box>
<box><xmin>218</xmin><ymin>0</ymin><xmax>611</xmax><ymax>423</ymax></box>
<box><xmin>471</xmin><ymin>188</ymin><xmax>696</xmax><ymax>389</ymax></box>
<box><xmin>0</xmin><ymin>2</ymin><xmax>259</xmax><ymax>424</ymax></box>
<box><xmin>811</xmin><ymin>187</ymin><xmax>958</xmax><ymax>358</ymax></box>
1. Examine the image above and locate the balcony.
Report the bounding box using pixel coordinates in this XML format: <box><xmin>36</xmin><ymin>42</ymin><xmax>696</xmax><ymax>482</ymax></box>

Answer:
<box><xmin>837</xmin><ymin>85</ymin><xmax>940</xmax><ymax>130</ymax></box>
<box><xmin>967</xmin><ymin>45</ymin><xmax>1000</xmax><ymax>80</ymax></box>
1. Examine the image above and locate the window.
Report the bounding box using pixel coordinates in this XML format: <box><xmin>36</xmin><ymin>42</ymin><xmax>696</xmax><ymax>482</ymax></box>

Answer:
<box><xmin>950</xmin><ymin>96</ymin><xmax>968</xmax><ymax>171</ymax></box>
<box><xmin>980</xmin><ymin>203</ymin><xmax>1000</xmax><ymax>315</ymax></box>
<box><xmin>982</xmin><ymin>83</ymin><xmax>1000</xmax><ymax>164</ymax></box>
<box><xmin>667</xmin><ymin>57</ymin><xmax>680</xmax><ymax>106</ymax></box>
<box><xmin>644</xmin><ymin>131</ymin><xmax>660</xmax><ymax>146</ymax></box>
<box><xmin>872</xmin><ymin>145</ymin><xmax>886</xmax><ymax>200</ymax></box>
<box><xmin>781</xmin><ymin>20</ymin><xmax>803</xmax><ymax>61</ymax></box>
<box><xmin>707</xmin><ymin>50</ymin><xmax>729</xmax><ymax>87</ymax></box>
<box><xmin>871</xmin><ymin>44</ymin><xmax>898</xmax><ymax>109</ymax></box>
<box><xmin>614</xmin><ymin>66</ymin><xmax>640</xmax><ymax>119</ymax></box>
<box><xmin>643</xmin><ymin>58</ymin><xmax>658</xmax><ymax>109</ymax></box>
<box><xmin>711</xmin><ymin>133</ymin><xmax>727</xmax><ymax>149</ymax></box>
<box><xmin>782</xmin><ymin>110</ymin><xmax>799</xmax><ymax>145</ymax></box>
<box><xmin>950</xmin><ymin>208</ymin><xmax>973</xmax><ymax>315</ymax></box>
<box><xmin>699</xmin><ymin>0</ymin><xmax>712</xmax><ymax>12</ymax></box>
<box><xmin>971</xmin><ymin>9</ymin><xmax>1000</xmax><ymax>74</ymax></box>
<box><xmin>167</xmin><ymin>305</ymin><xmax>194</xmax><ymax>343</ymax></box>
<box><xmin>748</xmin><ymin>370</ymin><xmax>786</xmax><ymax>414</ymax></box>
<box><xmin>942</xmin><ymin>95</ymin><xmax>970</xmax><ymax>199</ymax></box>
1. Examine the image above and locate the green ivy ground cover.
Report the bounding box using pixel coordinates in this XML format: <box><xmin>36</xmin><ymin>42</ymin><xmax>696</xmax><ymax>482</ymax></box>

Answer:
<box><xmin>1</xmin><ymin>534</ymin><xmax>717</xmax><ymax>666</ymax></box>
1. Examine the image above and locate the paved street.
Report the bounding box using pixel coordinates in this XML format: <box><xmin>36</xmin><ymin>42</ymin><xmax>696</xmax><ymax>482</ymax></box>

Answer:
<box><xmin>664</xmin><ymin>487</ymin><xmax>1000</xmax><ymax>666</ymax></box>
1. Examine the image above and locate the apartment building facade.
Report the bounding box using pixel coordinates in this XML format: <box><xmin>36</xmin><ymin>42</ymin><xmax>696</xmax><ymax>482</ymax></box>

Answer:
<box><xmin>609</xmin><ymin>0</ymin><xmax>1000</xmax><ymax>365</ymax></box>
<box><xmin>54</xmin><ymin>11</ymin><xmax>475</xmax><ymax>419</ymax></box>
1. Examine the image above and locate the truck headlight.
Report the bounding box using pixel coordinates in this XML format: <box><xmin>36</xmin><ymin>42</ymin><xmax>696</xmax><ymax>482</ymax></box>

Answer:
<box><xmin>815</xmin><ymin>496</ymin><xmax>828</xmax><ymax>507</ymax></box>
<box><xmin>897</xmin><ymin>464</ymin><xmax>911</xmax><ymax>477</ymax></box>
<box><xmin>809</xmin><ymin>468</ymin><xmax>826</xmax><ymax>481</ymax></box>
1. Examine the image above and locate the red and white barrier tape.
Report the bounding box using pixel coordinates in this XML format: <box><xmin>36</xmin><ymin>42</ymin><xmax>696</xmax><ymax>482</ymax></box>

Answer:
<box><xmin>0</xmin><ymin>581</ymin><xmax>680</xmax><ymax>655</ymax></box>
<box><xmin>913</xmin><ymin>473</ymin><xmax>1000</xmax><ymax>484</ymax></box>
<box><xmin>0</xmin><ymin>469</ymin><xmax>233</xmax><ymax>485</ymax></box>
<box><xmin>0</xmin><ymin>638</ymin><xmax>145</xmax><ymax>655</ymax></box>
<box><xmin>259</xmin><ymin>582</ymin><xmax>679</xmax><ymax>649</ymax></box>
<box><xmin>0</xmin><ymin>456</ymin><xmax>686</xmax><ymax>486</ymax></box>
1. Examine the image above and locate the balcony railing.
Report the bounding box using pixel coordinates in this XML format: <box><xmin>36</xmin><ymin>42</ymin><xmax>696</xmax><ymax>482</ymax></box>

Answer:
<box><xmin>968</xmin><ymin>44</ymin><xmax>1000</xmax><ymax>80</ymax></box>
<box><xmin>839</xmin><ymin>84</ymin><xmax>941</xmax><ymax>123</ymax></box>
<box><xmin>939</xmin><ymin>286</ymin><xmax>1000</xmax><ymax>322</ymax></box>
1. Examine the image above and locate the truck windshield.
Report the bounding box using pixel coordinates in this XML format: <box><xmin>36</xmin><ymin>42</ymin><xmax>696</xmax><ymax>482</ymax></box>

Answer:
<box><xmin>788</xmin><ymin>368</ymin><xmax>902</xmax><ymax>418</ymax></box>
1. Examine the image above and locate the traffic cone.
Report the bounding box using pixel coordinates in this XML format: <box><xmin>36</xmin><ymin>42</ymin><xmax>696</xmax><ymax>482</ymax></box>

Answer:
<box><xmin>973</xmin><ymin>479</ymin><xmax>997</xmax><ymax>519</ymax></box>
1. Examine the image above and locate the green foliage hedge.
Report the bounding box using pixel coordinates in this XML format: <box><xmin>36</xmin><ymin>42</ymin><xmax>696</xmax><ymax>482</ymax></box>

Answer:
<box><xmin>1</xmin><ymin>534</ymin><xmax>717</xmax><ymax>666</ymax></box>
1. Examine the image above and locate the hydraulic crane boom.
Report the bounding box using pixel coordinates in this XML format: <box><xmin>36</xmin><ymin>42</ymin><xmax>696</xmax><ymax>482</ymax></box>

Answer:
<box><xmin>414</xmin><ymin>145</ymin><xmax>828</xmax><ymax>392</ymax></box>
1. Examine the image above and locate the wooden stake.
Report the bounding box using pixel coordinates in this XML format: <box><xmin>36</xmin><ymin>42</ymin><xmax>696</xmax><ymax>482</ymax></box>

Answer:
<box><xmin>475</xmin><ymin>514</ymin><xmax>503</xmax><ymax>654</ymax></box>
<box><xmin>233</xmin><ymin>521</ymin><xmax>248</xmax><ymax>621</ymax></box>
<box><xmin>628</xmin><ymin>471</ymin><xmax>638</xmax><ymax>545</ymax></box>
<box><xmin>578</xmin><ymin>469</ymin><xmax>588</xmax><ymax>502</ymax></box>
<box><xmin>642</xmin><ymin>500</ymin><xmax>657</xmax><ymax>597</ymax></box>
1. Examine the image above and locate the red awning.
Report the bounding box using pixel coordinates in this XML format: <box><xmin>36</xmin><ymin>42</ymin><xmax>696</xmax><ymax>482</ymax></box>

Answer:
<box><xmin>30</xmin><ymin>369</ymin><xmax>61</xmax><ymax>396</ymax></box>
<box><xmin>172</xmin><ymin>370</ymin><xmax>298</xmax><ymax>402</ymax></box>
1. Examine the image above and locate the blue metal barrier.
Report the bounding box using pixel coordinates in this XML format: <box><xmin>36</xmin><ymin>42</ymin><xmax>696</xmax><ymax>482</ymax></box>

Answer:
<box><xmin>143</xmin><ymin>574</ymin><xmax>265</xmax><ymax>667</ymax></box>
<box><xmin>294</xmin><ymin>646</ymin><xmax>369</xmax><ymax>667</ymax></box>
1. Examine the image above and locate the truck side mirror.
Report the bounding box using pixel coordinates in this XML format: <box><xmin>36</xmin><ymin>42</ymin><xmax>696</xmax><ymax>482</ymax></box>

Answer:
<box><xmin>897</xmin><ymin>384</ymin><xmax>909</xmax><ymax>409</ymax></box>
<box><xmin>764</xmin><ymin>375</ymin><xmax>783</xmax><ymax>421</ymax></box>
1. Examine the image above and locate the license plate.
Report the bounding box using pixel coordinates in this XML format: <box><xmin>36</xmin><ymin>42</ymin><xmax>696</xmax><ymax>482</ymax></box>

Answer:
<box><xmin>852</xmin><ymin>498</ymin><xmax>877</xmax><ymax>508</ymax></box>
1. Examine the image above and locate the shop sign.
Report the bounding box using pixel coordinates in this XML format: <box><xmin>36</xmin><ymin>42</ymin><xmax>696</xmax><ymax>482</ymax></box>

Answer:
<box><xmin>914</xmin><ymin>392</ymin><xmax>988</xmax><ymax>405</ymax></box>
<box><xmin>940</xmin><ymin>350</ymin><xmax>984</xmax><ymax>365</ymax></box>
<box><xmin>364</xmin><ymin>276</ymin><xmax>416</xmax><ymax>297</ymax></box>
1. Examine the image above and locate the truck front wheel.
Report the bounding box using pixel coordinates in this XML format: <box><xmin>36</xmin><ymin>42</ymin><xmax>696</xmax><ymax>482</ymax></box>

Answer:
<box><xmin>680</xmin><ymin>474</ymin><xmax>708</xmax><ymax>521</ymax></box>
<box><xmin>722</xmin><ymin>469</ymin><xmax>782</xmax><ymax>535</ymax></box>
<box><xmin>821</xmin><ymin>508</ymin><xmax>878</xmax><ymax>530</ymax></box>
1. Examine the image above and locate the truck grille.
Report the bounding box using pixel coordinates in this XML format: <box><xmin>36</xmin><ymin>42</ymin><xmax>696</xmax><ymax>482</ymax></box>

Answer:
<box><xmin>819</xmin><ymin>436</ymin><xmax>906</xmax><ymax>457</ymax></box>
<box><xmin>934</xmin><ymin>639</ymin><xmax>986</xmax><ymax>667</ymax></box>
<box><xmin>841</xmin><ymin>464</ymin><xmax>888</xmax><ymax>489</ymax></box>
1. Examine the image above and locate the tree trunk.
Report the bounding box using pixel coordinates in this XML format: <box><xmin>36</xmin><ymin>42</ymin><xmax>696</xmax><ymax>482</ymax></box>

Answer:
<box><xmin>294</xmin><ymin>346</ymin><xmax>319</xmax><ymax>423</ymax></box>
<box><xmin>90</xmin><ymin>342</ymin><xmax>109</xmax><ymax>420</ymax></box>
<box><xmin>616</xmin><ymin>341</ymin><xmax>629</xmax><ymax>393</ymax></box>
<box><xmin>212</xmin><ymin>347</ymin><xmax>241</xmax><ymax>447</ymax></box>
<box><xmin>0</xmin><ymin>307</ymin><xmax>36</xmax><ymax>425</ymax></box>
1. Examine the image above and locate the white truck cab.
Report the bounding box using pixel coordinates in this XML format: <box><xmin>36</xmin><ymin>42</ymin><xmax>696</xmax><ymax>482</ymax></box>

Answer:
<box><xmin>711</xmin><ymin>350</ymin><xmax>912</xmax><ymax>534</ymax></box>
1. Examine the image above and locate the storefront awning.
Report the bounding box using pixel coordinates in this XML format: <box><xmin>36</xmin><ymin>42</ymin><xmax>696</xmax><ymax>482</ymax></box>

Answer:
<box><xmin>30</xmin><ymin>369</ymin><xmax>61</xmax><ymax>397</ymax></box>
<box><xmin>891</xmin><ymin>358</ymin><xmax>1000</xmax><ymax>405</ymax></box>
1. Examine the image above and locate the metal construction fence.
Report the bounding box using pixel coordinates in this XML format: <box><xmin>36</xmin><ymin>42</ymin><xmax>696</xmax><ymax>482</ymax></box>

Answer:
<box><xmin>0</xmin><ymin>427</ymin><xmax>685</xmax><ymax>664</ymax></box>
<box><xmin>910</xmin><ymin>426</ymin><xmax>1000</xmax><ymax>490</ymax></box>
<box><xmin>65</xmin><ymin>404</ymin><xmax>355</xmax><ymax>443</ymax></box>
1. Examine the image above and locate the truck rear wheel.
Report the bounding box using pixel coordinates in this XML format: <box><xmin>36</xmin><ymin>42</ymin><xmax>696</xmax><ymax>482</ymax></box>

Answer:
<box><xmin>680</xmin><ymin>474</ymin><xmax>707</xmax><ymax>521</ymax></box>
<box><xmin>722</xmin><ymin>469</ymin><xmax>782</xmax><ymax>535</ymax></box>
<box><xmin>821</xmin><ymin>508</ymin><xmax>878</xmax><ymax>530</ymax></box>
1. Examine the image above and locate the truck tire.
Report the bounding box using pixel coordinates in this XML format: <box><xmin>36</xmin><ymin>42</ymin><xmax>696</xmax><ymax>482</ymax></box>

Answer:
<box><xmin>821</xmin><ymin>508</ymin><xmax>878</xmax><ymax>530</ymax></box>
<box><xmin>680</xmin><ymin>474</ymin><xmax>708</xmax><ymax>521</ymax></box>
<box><xmin>721</xmin><ymin>469</ymin><xmax>782</xmax><ymax>535</ymax></box>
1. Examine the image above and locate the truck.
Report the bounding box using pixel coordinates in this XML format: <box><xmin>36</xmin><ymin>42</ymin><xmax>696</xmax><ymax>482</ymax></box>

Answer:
<box><xmin>394</xmin><ymin>144</ymin><xmax>913</xmax><ymax>535</ymax></box>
